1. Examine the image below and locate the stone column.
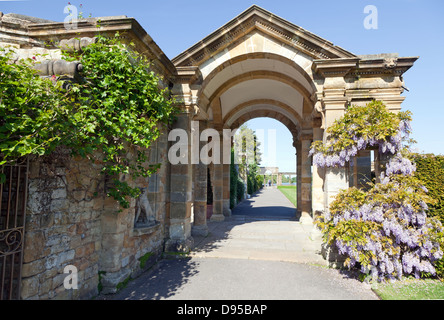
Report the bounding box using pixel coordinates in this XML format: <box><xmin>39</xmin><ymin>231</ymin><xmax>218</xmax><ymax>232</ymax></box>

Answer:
<box><xmin>277</xmin><ymin>173</ymin><xmax>282</xmax><ymax>186</ymax></box>
<box><xmin>222</xmin><ymin>130</ymin><xmax>232</xmax><ymax>217</ymax></box>
<box><xmin>312</xmin><ymin>126</ymin><xmax>325</xmax><ymax>217</ymax></box>
<box><xmin>165</xmin><ymin>112</ymin><xmax>194</xmax><ymax>252</ymax></box>
<box><xmin>222</xmin><ymin>163</ymin><xmax>231</xmax><ymax>216</ymax></box>
<box><xmin>322</xmin><ymin>100</ymin><xmax>349</xmax><ymax>214</ymax></box>
<box><xmin>192</xmin><ymin>121</ymin><xmax>209</xmax><ymax>237</ymax></box>
<box><xmin>300</xmin><ymin>135</ymin><xmax>313</xmax><ymax>224</ymax></box>
<box><xmin>313</xmin><ymin>61</ymin><xmax>353</xmax><ymax>215</ymax></box>
<box><xmin>211</xmin><ymin>131</ymin><xmax>225</xmax><ymax>221</ymax></box>
<box><xmin>295</xmin><ymin>141</ymin><xmax>302</xmax><ymax>215</ymax></box>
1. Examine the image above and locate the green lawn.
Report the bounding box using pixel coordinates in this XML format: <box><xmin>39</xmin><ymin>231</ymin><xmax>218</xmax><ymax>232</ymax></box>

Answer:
<box><xmin>372</xmin><ymin>278</ymin><xmax>444</xmax><ymax>300</ymax></box>
<box><xmin>277</xmin><ymin>186</ymin><xmax>297</xmax><ymax>207</ymax></box>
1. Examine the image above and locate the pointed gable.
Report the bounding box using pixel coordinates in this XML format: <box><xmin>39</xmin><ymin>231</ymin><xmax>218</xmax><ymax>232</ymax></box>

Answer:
<box><xmin>172</xmin><ymin>5</ymin><xmax>356</xmax><ymax>68</ymax></box>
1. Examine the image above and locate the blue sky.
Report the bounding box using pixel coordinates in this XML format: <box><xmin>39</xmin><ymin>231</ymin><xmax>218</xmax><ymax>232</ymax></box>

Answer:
<box><xmin>2</xmin><ymin>0</ymin><xmax>443</xmax><ymax>172</ymax></box>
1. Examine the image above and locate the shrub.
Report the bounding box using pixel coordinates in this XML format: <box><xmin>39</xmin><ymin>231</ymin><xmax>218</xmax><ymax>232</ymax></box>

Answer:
<box><xmin>413</xmin><ymin>154</ymin><xmax>444</xmax><ymax>223</ymax></box>
<box><xmin>0</xmin><ymin>34</ymin><xmax>176</xmax><ymax>208</ymax></box>
<box><xmin>236</xmin><ymin>178</ymin><xmax>245</xmax><ymax>203</ymax></box>
<box><xmin>312</xmin><ymin>101</ymin><xmax>444</xmax><ymax>282</ymax></box>
<box><xmin>413</xmin><ymin>153</ymin><xmax>444</xmax><ymax>278</ymax></box>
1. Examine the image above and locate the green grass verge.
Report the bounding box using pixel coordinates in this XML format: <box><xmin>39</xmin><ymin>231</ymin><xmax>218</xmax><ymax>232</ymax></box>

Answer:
<box><xmin>277</xmin><ymin>186</ymin><xmax>297</xmax><ymax>207</ymax></box>
<box><xmin>372</xmin><ymin>278</ymin><xmax>444</xmax><ymax>300</ymax></box>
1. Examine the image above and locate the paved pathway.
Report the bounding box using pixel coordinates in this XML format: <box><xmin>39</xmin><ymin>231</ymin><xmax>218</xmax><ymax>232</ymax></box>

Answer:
<box><xmin>104</xmin><ymin>187</ymin><xmax>379</xmax><ymax>300</ymax></box>
<box><xmin>189</xmin><ymin>186</ymin><xmax>324</xmax><ymax>264</ymax></box>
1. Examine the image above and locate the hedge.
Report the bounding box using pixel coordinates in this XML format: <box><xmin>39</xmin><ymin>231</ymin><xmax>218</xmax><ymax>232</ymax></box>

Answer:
<box><xmin>413</xmin><ymin>154</ymin><xmax>444</xmax><ymax>223</ymax></box>
<box><xmin>413</xmin><ymin>153</ymin><xmax>444</xmax><ymax>279</ymax></box>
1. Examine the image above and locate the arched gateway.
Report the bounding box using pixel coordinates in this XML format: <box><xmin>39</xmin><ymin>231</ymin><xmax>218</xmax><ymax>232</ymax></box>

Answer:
<box><xmin>166</xmin><ymin>5</ymin><xmax>417</xmax><ymax>252</ymax></box>
<box><xmin>0</xmin><ymin>5</ymin><xmax>417</xmax><ymax>298</ymax></box>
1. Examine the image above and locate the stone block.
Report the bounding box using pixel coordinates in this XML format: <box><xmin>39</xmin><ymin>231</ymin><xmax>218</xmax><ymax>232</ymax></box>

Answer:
<box><xmin>164</xmin><ymin>237</ymin><xmax>194</xmax><ymax>254</ymax></box>
<box><xmin>51</xmin><ymin>188</ymin><xmax>67</xmax><ymax>200</ymax></box>
<box><xmin>21</xmin><ymin>276</ymin><xmax>40</xmax><ymax>299</ymax></box>
<box><xmin>21</xmin><ymin>259</ymin><xmax>45</xmax><ymax>278</ymax></box>
<box><xmin>23</xmin><ymin>231</ymin><xmax>46</xmax><ymax>263</ymax></box>
<box><xmin>101</xmin><ymin>232</ymin><xmax>124</xmax><ymax>249</ymax></box>
<box><xmin>169</xmin><ymin>202</ymin><xmax>191</xmax><ymax>219</ymax></box>
<box><xmin>50</xmin><ymin>199</ymin><xmax>68</xmax><ymax>212</ymax></box>
<box><xmin>44</xmin><ymin>250</ymin><xmax>75</xmax><ymax>270</ymax></box>
<box><xmin>100</xmin><ymin>268</ymin><xmax>132</xmax><ymax>295</ymax></box>
<box><xmin>169</xmin><ymin>218</ymin><xmax>191</xmax><ymax>240</ymax></box>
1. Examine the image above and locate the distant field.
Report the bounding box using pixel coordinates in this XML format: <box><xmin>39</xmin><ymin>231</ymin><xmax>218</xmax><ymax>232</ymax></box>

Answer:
<box><xmin>277</xmin><ymin>186</ymin><xmax>297</xmax><ymax>207</ymax></box>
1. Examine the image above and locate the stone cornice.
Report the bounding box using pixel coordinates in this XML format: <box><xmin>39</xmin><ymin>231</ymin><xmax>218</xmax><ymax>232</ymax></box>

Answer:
<box><xmin>1</xmin><ymin>15</ymin><xmax>177</xmax><ymax>79</ymax></box>
<box><xmin>313</xmin><ymin>56</ymin><xmax>419</xmax><ymax>78</ymax></box>
<box><xmin>174</xmin><ymin>66</ymin><xmax>202</xmax><ymax>84</ymax></box>
<box><xmin>312</xmin><ymin>58</ymin><xmax>360</xmax><ymax>77</ymax></box>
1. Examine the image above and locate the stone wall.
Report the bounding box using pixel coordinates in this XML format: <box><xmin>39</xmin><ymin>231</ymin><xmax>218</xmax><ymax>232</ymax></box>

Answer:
<box><xmin>22</xmin><ymin>147</ymin><xmax>103</xmax><ymax>300</ymax></box>
<box><xmin>21</xmin><ymin>128</ymin><xmax>170</xmax><ymax>299</ymax></box>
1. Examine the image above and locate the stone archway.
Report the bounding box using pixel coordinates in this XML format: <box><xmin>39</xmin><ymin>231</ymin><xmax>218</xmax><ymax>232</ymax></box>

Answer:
<box><xmin>166</xmin><ymin>5</ymin><xmax>416</xmax><ymax>252</ymax></box>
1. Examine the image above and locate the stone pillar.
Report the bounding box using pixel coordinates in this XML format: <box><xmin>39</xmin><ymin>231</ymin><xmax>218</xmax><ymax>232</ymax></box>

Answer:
<box><xmin>322</xmin><ymin>100</ymin><xmax>349</xmax><ymax>213</ymax></box>
<box><xmin>165</xmin><ymin>112</ymin><xmax>194</xmax><ymax>252</ymax></box>
<box><xmin>300</xmin><ymin>135</ymin><xmax>313</xmax><ymax>224</ymax></box>
<box><xmin>211</xmin><ymin>131</ymin><xmax>225</xmax><ymax>221</ymax></box>
<box><xmin>312</xmin><ymin>126</ymin><xmax>325</xmax><ymax>217</ymax></box>
<box><xmin>192</xmin><ymin>121</ymin><xmax>209</xmax><ymax>237</ymax></box>
<box><xmin>222</xmin><ymin>163</ymin><xmax>231</xmax><ymax>216</ymax></box>
<box><xmin>222</xmin><ymin>131</ymin><xmax>232</xmax><ymax>217</ymax></box>
<box><xmin>277</xmin><ymin>173</ymin><xmax>282</xmax><ymax>186</ymax></box>
<box><xmin>295</xmin><ymin>141</ymin><xmax>302</xmax><ymax>215</ymax></box>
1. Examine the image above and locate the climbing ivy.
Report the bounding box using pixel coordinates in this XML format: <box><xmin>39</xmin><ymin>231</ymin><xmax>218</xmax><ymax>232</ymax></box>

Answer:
<box><xmin>0</xmin><ymin>48</ymin><xmax>70</xmax><ymax>174</ymax></box>
<box><xmin>0</xmin><ymin>34</ymin><xmax>177</xmax><ymax>208</ymax></box>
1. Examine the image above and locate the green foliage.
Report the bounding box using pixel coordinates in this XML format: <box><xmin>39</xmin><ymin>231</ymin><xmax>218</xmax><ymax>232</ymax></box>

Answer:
<box><xmin>412</xmin><ymin>153</ymin><xmax>444</xmax><ymax>278</ymax></box>
<box><xmin>236</xmin><ymin>178</ymin><xmax>245</xmax><ymax>204</ymax></box>
<box><xmin>256</xmin><ymin>174</ymin><xmax>264</xmax><ymax>189</ymax></box>
<box><xmin>247</xmin><ymin>162</ymin><xmax>260</xmax><ymax>195</ymax></box>
<box><xmin>62</xmin><ymin>34</ymin><xmax>176</xmax><ymax>208</ymax></box>
<box><xmin>230</xmin><ymin>124</ymin><xmax>262</xmax><ymax>207</ymax></box>
<box><xmin>116</xmin><ymin>275</ymin><xmax>132</xmax><ymax>291</ymax></box>
<box><xmin>311</xmin><ymin>100</ymin><xmax>412</xmax><ymax>157</ymax></box>
<box><xmin>139</xmin><ymin>252</ymin><xmax>154</xmax><ymax>269</ymax></box>
<box><xmin>97</xmin><ymin>270</ymin><xmax>107</xmax><ymax>293</ymax></box>
<box><xmin>312</xmin><ymin>101</ymin><xmax>444</xmax><ymax>281</ymax></box>
<box><xmin>0</xmin><ymin>49</ymin><xmax>70</xmax><ymax>168</ymax></box>
<box><xmin>0</xmin><ymin>34</ymin><xmax>177</xmax><ymax>208</ymax></box>
<box><xmin>413</xmin><ymin>154</ymin><xmax>444</xmax><ymax>223</ymax></box>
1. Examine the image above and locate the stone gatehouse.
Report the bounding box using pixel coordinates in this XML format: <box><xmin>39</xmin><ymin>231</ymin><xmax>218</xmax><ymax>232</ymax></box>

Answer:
<box><xmin>0</xmin><ymin>6</ymin><xmax>416</xmax><ymax>299</ymax></box>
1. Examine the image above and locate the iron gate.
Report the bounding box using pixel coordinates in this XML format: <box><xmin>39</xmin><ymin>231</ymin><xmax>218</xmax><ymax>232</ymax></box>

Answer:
<box><xmin>0</xmin><ymin>159</ymin><xmax>29</xmax><ymax>300</ymax></box>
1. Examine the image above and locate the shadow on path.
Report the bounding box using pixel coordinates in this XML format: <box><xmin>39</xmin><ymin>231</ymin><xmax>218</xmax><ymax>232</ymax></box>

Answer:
<box><xmin>98</xmin><ymin>188</ymin><xmax>378</xmax><ymax>301</ymax></box>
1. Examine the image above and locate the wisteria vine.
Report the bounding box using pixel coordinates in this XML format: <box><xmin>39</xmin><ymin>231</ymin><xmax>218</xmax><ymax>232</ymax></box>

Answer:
<box><xmin>312</xmin><ymin>101</ymin><xmax>444</xmax><ymax>281</ymax></box>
